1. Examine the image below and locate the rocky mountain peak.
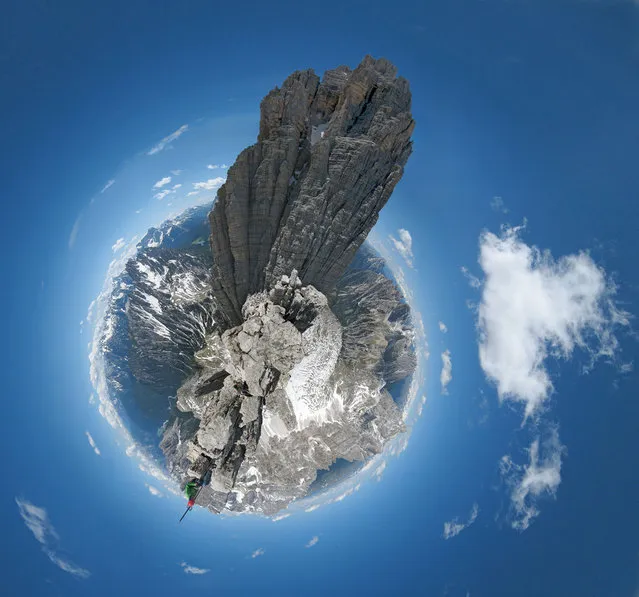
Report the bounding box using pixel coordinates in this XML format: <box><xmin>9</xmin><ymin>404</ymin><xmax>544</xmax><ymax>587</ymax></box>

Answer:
<box><xmin>209</xmin><ymin>55</ymin><xmax>414</xmax><ymax>326</ymax></box>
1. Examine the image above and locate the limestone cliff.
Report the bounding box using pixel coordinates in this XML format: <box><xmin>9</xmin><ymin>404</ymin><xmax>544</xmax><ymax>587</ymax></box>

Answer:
<box><xmin>209</xmin><ymin>55</ymin><xmax>414</xmax><ymax>326</ymax></box>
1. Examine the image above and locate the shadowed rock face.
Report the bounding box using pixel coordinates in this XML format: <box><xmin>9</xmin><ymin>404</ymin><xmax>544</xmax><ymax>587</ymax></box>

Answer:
<box><xmin>209</xmin><ymin>55</ymin><xmax>414</xmax><ymax>326</ymax></box>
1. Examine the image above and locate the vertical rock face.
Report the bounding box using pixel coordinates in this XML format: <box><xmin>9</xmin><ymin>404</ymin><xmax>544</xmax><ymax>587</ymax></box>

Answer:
<box><xmin>209</xmin><ymin>55</ymin><xmax>414</xmax><ymax>325</ymax></box>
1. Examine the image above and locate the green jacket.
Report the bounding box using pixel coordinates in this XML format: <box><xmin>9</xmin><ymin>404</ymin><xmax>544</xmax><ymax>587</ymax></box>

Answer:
<box><xmin>184</xmin><ymin>481</ymin><xmax>199</xmax><ymax>499</ymax></box>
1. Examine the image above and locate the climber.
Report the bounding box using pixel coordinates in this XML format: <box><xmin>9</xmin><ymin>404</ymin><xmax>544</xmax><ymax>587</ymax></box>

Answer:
<box><xmin>184</xmin><ymin>478</ymin><xmax>201</xmax><ymax>508</ymax></box>
<box><xmin>179</xmin><ymin>468</ymin><xmax>213</xmax><ymax>522</ymax></box>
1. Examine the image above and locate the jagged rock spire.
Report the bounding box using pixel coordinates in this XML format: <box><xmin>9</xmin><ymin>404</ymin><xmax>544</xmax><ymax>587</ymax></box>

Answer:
<box><xmin>209</xmin><ymin>56</ymin><xmax>414</xmax><ymax>325</ymax></box>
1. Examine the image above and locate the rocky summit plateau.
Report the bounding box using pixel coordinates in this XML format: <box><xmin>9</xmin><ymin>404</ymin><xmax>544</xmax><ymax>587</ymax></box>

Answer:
<box><xmin>100</xmin><ymin>56</ymin><xmax>416</xmax><ymax>515</ymax></box>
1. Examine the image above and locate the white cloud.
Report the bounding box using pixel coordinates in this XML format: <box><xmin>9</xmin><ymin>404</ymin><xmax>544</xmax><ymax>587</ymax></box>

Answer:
<box><xmin>154</xmin><ymin>189</ymin><xmax>172</xmax><ymax>201</ymax></box>
<box><xmin>45</xmin><ymin>552</ymin><xmax>91</xmax><ymax>579</ymax></box>
<box><xmin>440</xmin><ymin>349</ymin><xmax>452</xmax><ymax>395</ymax></box>
<box><xmin>85</xmin><ymin>431</ymin><xmax>101</xmax><ymax>456</ymax></box>
<box><xmin>490</xmin><ymin>196</ymin><xmax>509</xmax><ymax>214</ymax></box>
<box><xmin>305</xmin><ymin>536</ymin><xmax>319</xmax><ymax>548</ymax></box>
<box><xmin>16</xmin><ymin>498</ymin><xmax>90</xmax><ymax>579</ymax></box>
<box><xmin>207</xmin><ymin>163</ymin><xmax>228</xmax><ymax>169</ymax></box>
<box><xmin>619</xmin><ymin>361</ymin><xmax>633</xmax><ymax>374</ymax></box>
<box><xmin>172</xmin><ymin>183</ymin><xmax>182</xmax><ymax>190</ymax></box>
<box><xmin>443</xmin><ymin>502</ymin><xmax>479</xmax><ymax>539</ymax></box>
<box><xmin>147</xmin><ymin>124</ymin><xmax>188</xmax><ymax>155</ymax></box>
<box><xmin>305</xmin><ymin>504</ymin><xmax>320</xmax><ymax>513</ymax></box>
<box><xmin>145</xmin><ymin>484</ymin><xmax>163</xmax><ymax>498</ymax></box>
<box><xmin>193</xmin><ymin>177</ymin><xmax>225</xmax><ymax>191</ymax></box>
<box><xmin>68</xmin><ymin>214</ymin><xmax>82</xmax><ymax>249</ymax></box>
<box><xmin>153</xmin><ymin>176</ymin><xmax>172</xmax><ymax>189</ymax></box>
<box><xmin>186</xmin><ymin>191</ymin><xmax>199</xmax><ymax>197</ymax></box>
<box><xmin>333</xmin><ymin>487</ymin><xmax>355</xmax><ymax>502</ymax></box>
<box><xmin>501</xmin><ymin>428</ymin><xmax>564</xmax><ymax>531</ymax></box>
<box><xmin>461</xmin><ymin>265</ymin><xmax>481</xmax><ymax>289</ymax></box>
<box><xmin>389</xmin><ymin>228</ymin><xmax>414</xmax><ymax>268</ymax></box>
<box><xmin>476</xmin><ymin>225</ymin><xmax>628</xmax><ymax>419</ymax></box>
<box><xmin>180</xmin><ymin>562</ymin><xmax>210</xmax><ymax>575</ymax></box>
<box><xmin>171</xmin><ymin>169</ymin><xmax>183</xmax><ymax>176</ymax></box>
<box><xmin>439</xmin><ymin>321</ymin><xmax>448</xmax><ymax>333</ymax></box>
<box><xmin>16</xmin><ymin>499</ymin><xmax>58</xmax><ymax>545</ymax></box>
<box><xmin>272</xmin><ymin>513</ymin><xmax>290</xmax><ymax>522</ymax></box>
<box><xmin>251</xmin><ymin>548</ymin><xmax>265</xmax><ymax>558</ymax></box>
<box><xmin>100</xmin><ymin>179</ymin><xmax>115</xmax><ymax>193</ymax></box>
<box><xmin>373</xmin><ymin>460</ymin><xmax>386</xmax><ymax>481</ymax></box>
<box><xmin>111</xmin><ymin>238</ymin><xmax>126</xmax><ymax>253</ymax></box>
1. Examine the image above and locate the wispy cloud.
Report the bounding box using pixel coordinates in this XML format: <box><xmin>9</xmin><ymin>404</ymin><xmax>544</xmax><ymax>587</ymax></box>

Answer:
<box><xmin>170</xmin><ymin>169</ymin><xmax>183</xmax><ymax>176</ymax></box>
<box><xmin>439</xmin><ymin>321</ymin><xmax>448</xmax><ymax>333</ymax></box>
<box><xmin>154</xmin><ymin>189</ymin><xmax>172</xmax><ymax>201</ymax></box>
<box><xmin>461</xmin><ymin>265</ymin><xmax>481</xmax><ymax>289</ymax></box>
<box><xmin>145</xmin><ymin>484</ymin><xmax>163</xmax><ymax>498</ymax></box>
<box><xmin>147</xmin><ymin>124</ymin><xmax>188</xmax><ymax>155</ymax></box>
<box><xmin>251</xmin><ymin>548</ymin><xmax>265</xmax><ymax>558</ymax></box>
<box><xmin>389</xmin><ymin>228</ymin><xmax>414</xmax><ymax>268</ymax></box>
<box><xmin>180</xmin><ymin>562</ymin><xmax>210</xmax><ymax>575</ymax></box>
<box><xmin>443</xmin><ymin>503</ymin><xmax>479</xmax><ymax>539</ymax></box>
<box><xmin>16</xmin><ymin>498</ymin><xmax>90</xmax><ymax>579</ymax></box>
<box><xmin>68</xmin><ymin>214</ymin><xmax>82</xmax><ymax>250</ymax></box>
<box><xmin>85</xmin><ymin>431</ymin><xmax>101</xmax><ymax>456</ymax></box>
<box><xmin>153</xmin><ymin>176</ymin><xmax>172</xmax><ymax>189</ymax></box>
<box><xmin>305</xmin><ymin>536</ymin><xmax>319</xmax><ymax>548</ymax></box>
<box><xmin>207</xmin><ymin>163</ymin><xmax>228</xmax><ymax>169</ymax></box>
<box><xmin>490</xmin><ymin>195</ymin><xmax>509</xmax><ymax>214</ymax></box>
<box><xmin>501</xmin><ymin>428</ymin><xmax>564</xmax><ymax>531</ymax></box>
<box><xmin>111</xmin><ymin>238</ymin><xmax>126</xmax><ymax>253</ymax></box>
<box><xmin>193</xmin><ymin>177</ymin><xmax>225</xmax><ymax>191</ymax></box>
<box><xmin>100</xmin><ymin>179</ymin><xmax>115</xmax><ymax>193</ymax></box>
<box><xmin>172</xmin><ymin>183</ymin><xmax>182</xmax><ymax>190</ymax></box>
<box><xmin>440</xmin><ymin>349</ymin><xmax>452</xmax><ymax>394</ymax></box>
<box><xmin>476</xmin><ymin>225</ymin><xmax>628</xmax><ymax>419</ymax></box>
<box><xmin>373</xmin><ymin>460</ymin><xmax>386</xmax><ymax>481</ymax></box>
<box><xmin>272</xmin><ymin>513</ymin><xmax>290</xmax><ymax>522</ymax></box>
<box><xmin>186</xmin><ymin>191</ymin><xmax>199</xmax><ymax>197</ymax></box>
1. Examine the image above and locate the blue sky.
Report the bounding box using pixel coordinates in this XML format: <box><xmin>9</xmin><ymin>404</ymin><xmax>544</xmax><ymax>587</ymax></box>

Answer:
<box><xmin>2</xmin><ymin>1</ymin><xmax>639</xmax><ymax>595</ymax></box>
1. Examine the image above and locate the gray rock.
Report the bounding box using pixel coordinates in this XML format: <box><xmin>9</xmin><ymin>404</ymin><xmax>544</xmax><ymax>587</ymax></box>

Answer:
<box><xmin>174</xmin><ymin>273</ymin><xmax>408</xmax><ymax>515</ymax></box>
<box><xmin>209</xmin><ymin>56</ymin><xmax>413</xmax><ymax>326</ymax></box>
